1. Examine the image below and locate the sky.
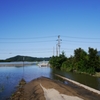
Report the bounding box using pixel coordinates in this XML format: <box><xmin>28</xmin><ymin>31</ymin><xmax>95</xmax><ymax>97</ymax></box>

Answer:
<box><xmin>0</xmin><ymin>0</ymin><xmax>100</xmax><ymax>59</ymax></box>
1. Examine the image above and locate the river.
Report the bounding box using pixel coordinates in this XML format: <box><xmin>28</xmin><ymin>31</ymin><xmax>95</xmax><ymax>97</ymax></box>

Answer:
<box><xmin>0</xmin><ymin>64</ymin><xmax>100</xmax><ymax>100</ymax></box>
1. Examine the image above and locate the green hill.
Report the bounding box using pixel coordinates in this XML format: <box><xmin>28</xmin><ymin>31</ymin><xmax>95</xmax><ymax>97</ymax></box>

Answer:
<box><xmin>0</xmin><ymin>55</ymin><xmax>50</xmax><ymax>62</ymax></box>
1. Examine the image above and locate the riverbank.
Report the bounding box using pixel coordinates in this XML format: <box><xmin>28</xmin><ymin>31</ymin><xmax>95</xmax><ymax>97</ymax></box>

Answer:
<box><xmin>62</xmin><ymin>69</ymin><xmax>100</xmax><ymax>78</ymax></box>
<box><xmin>94</xmin><ymin>72</ymin><xmax>100</xmax><ymax>77</ymax></box>
<box><xmin>10</xmin><ymin>76</ymin><xmax>100</xmax><ymax>100</ymax></box>
<box><xmin>55</xmin><ymin>74</ymin><xmax>100</xmax><ymax>95</ymax></box>
<box><xmin>77</xmin><ymin>71</ymin><xmax>100</xmax><ymax>78</ymax></box>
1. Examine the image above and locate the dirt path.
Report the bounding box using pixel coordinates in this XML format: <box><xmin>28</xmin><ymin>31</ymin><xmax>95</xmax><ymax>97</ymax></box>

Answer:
<box><xmin>10</xmin><ymin>77</ymin><xmax>100</xmax><ymax>100</ymax></box>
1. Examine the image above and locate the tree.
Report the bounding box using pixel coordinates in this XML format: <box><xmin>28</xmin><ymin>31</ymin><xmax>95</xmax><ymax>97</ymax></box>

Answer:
<box><xmin>74</xmin><ymin>48</ymin><xmax>88</xmax><ymax>71</ymax></box>
<box><xmin>50</xmin><ymin>47</ymin><xmax>100</xmax><ymax>75</ymax></box>
<box><xmin>74</xmin><ymin>48</ymin><xmax>87</xmax><ymax>62</ymax></box>
<box><xmin>61</xmin><ymin>56</ymin><xmax>74</xmax><ymax>72</ymax></box>
<box><xmin>88</xmin><ymin>47</ymin><xmax>100</xmax><ymax>72</ymax></box>
<box><xmin>49</xmin><ymin>52</ymin><xmax>67</xmax><ymax>69</ymax></box>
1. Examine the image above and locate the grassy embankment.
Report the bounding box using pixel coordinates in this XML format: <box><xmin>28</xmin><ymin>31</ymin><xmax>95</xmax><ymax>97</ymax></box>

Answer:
<box><xmin>94</xmin><ymin>72</ymin><xmax>100</xmax><ymax>77</ymax></box>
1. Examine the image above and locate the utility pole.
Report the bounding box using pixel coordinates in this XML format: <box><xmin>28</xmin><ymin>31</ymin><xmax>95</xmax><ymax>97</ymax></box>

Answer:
<box><xmin>23</xmin><ymin>56</ymin><xmax>24</xmax><ymax>78</ymax></box>
<box><xmin>53</xmin><ymin>47</ymin><xmax>55</xmax><ymax>56</ymax></box>
<box><xmin>56</xmin><ymin>35</ymin><xmax>62</xmax><ymax>56</ymax></box>
<box><xmin>56</xmin><ymin>44</ymin><xmax>58</xmax><ymax>56</ymax></box>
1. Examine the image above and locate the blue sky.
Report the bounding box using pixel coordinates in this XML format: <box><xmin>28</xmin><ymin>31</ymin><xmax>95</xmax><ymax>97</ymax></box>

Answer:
<box><xmin>0</xmin><ymin>0</ymin><xmax>100</xmax><ymax>59</ymax></box>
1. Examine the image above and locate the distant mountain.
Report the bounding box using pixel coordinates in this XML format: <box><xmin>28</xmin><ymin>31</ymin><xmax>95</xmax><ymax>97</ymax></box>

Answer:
<box><xmin>97</xmin><ymin>51</ymin><xmax>100</xmax><ymax>56</ymax></box>
<box><xmin>0</xmin><ymin>55</ymin><xmax>50</xmax><ymax>62</ymax></box>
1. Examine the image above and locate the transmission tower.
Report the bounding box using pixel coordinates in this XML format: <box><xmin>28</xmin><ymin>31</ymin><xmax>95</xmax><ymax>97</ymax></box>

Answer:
<box><xmin>56</xmin><ymin>35</ymin><xmax>62</xmax><ymax>56</ymax></box>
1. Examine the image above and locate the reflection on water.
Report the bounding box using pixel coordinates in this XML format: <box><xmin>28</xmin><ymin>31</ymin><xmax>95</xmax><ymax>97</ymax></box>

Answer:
<box><xmin>53</xmin><ymin>69</ymin><xmax>100</xmax><ymax>90</ymax></box>
<box><xmin>0</xmin><ymin>65</ymin><xmax>100</xmax><ymax>100</ymax></box>
<box><xmin>0</xmin><ymin>65</ymin><xmax>52</xmax><ymax>100</ymax></box>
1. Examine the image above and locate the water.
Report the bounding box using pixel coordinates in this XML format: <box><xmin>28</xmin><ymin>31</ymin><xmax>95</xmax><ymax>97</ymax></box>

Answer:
<box><xmin>53</xmin><ymin>69</ymin><xmax>100</xmax><ymax>90</ymax></box>
<box><xmin>0</xmin><ymin>64</ymin><xmax>100</xmax><ymax>100</ymax></box>
<box><xmin>0</xmin><ymin>65</ymin><xmax>52</xmax><ymax>100</ymax></box>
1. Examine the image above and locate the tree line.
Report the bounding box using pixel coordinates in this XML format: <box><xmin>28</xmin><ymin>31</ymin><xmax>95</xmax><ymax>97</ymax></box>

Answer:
<box><xmin>49</xmin><ymin>47</ymin><xmax>100</xmax><ymax>75</ymax></box>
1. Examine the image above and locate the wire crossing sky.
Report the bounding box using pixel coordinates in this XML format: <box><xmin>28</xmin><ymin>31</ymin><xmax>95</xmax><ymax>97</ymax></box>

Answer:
<box><xmin>0</xmin><ymin>0</ymin><xmax>100</xmax><ymax>59</ymax></box>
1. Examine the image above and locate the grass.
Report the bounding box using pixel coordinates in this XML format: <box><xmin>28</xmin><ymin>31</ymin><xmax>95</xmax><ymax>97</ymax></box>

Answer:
<box><xmin>93</xmin><ymin>72</ymin><xmax>100</xmax><ymax>77</ymax></box>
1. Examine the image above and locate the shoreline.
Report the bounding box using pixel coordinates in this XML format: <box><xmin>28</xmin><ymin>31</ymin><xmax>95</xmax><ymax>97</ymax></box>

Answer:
<box><xmin>94</xmin><ymin>72</ymin><xmax>100</xmax><ymax>77</ymax></box>
<box><xmin>55</xmin><ymin>74</ymin><xmax>100</xmax><ymax>95</ymax></box>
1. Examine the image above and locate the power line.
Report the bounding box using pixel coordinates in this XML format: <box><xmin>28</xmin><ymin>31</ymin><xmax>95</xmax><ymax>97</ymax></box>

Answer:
<box><xmin>0</xmin><ymin>48</ymin><xmax>53</xmax><ymax>51</ymax></box>
<box><xmin>0</xmin><ymin>40</ymin><xmax>55</xmax><ymax>43</ymax></box>
<box><xmin>62</xmin><ymin>35</ymin><xmax>100</xmax><ymax>40</ymax></box>
<box><xmin>0</xmin><ymin>51</ymin><xmax>53</xmax><ymax>54</ymax></box>
<box><xmin>1</xmin><ymin>40</ymin><xmax>100</xmax><ymax>44</ymax></box>
<box><xmin>63</xmin><ymin>40</ymin><xmax>100</xmax><ymax>43</ymax></box>
<box><xmin>0</xmin><ymin>48</ymin><xmax>82</xmax><ymax>52</ymax></box>
<box><xmin>1</xmin><ymin>35</ymin><xmax>100</xmax><ymax>40</ymax></box>
<box><xmin>0</xmin><ymin>36</ymin><xmax>57</xmax><ymax>40</ymax></box>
